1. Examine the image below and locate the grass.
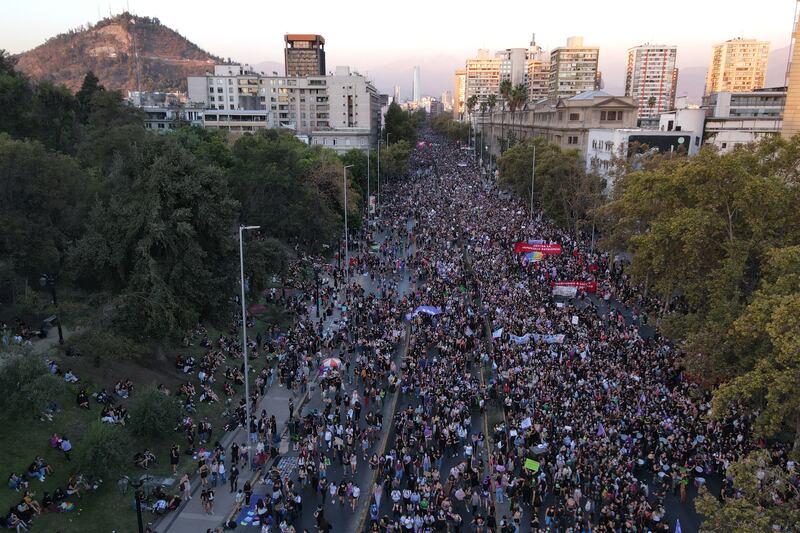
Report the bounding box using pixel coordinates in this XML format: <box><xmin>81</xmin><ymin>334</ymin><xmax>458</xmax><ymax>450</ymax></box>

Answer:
<box><xmin>0</xmin><ymin>321</ymin><xmax>281</xmax><ymax>532</ymax></box>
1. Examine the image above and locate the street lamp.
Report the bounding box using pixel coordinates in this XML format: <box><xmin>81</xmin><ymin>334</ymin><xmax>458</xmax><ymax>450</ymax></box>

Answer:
<box><xmin>128</xmin><ymin>475</ymin><xmax>152</xmax><ymax>533</ymax></box>
<box><xmin>238</xmin><ymin>224</ymin><xmax>260</xmax><ymax>465</ymax></box>
<box><xmin>39</xmin><ymin>274</ymin><xmax>64</xmax><ymax>344</ymax></box>
<box><xmin>343</xmin><ymin>165</ymin><xmax>354</xmax><ymax>266</ymax></box>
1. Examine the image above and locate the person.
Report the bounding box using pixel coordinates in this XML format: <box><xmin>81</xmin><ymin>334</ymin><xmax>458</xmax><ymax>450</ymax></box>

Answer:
<box><xmin>170</xmin><ymin>444</ymin><xmax>180</xmax><ymax>474</ymax></box>
<box><xmin>60</xmin><ymin>436</ymin><xmax>72</xmax><ymax>461</ymax></box>
<box><xmin>63</xmin><ymin>369</ymin><xmax>79</xmax><ymax>383</ymax></box>
<box><xmin>229</xmin><ymin>463</ymin><xmax>239</xmax><ymax>493</ymax></box>
<box><xmin>179</xmin><ymin>474</ymin><xmax>191</xmax><ymax>501</ymax></box>
<box><xmin>76</xmin><ymin>389</ymin><xmax>90</xmax><ymax>409</ymax></box>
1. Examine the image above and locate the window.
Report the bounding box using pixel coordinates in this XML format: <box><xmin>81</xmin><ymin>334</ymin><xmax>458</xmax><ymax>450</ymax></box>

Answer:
<box><xmin>557</xmin><ymin>111</ymin><xmax>564</xmax><ymax>121</ymax></box>
<box><xmin>568</xmin><ymin>136</ymin><xmax>579</xmax><ymax>145</ymax></box>
<box><xmin>569</xmin><ymin>113</ymin><xmax>580</xmax><ymax>121</ymax></box>
<box><xmin>721</xmin><ymin>142</ymin><xmax>727</xmax><ymax>149</ymax></box>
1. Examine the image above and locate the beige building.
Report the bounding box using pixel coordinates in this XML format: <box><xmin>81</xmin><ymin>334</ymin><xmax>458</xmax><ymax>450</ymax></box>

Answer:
<box><xmin>480</xmin><ymin>90</ymin><xmax>637</xmax><ymax>156</ymax></box>
<box><xmin>705</xmin><ymin>38</ymin><xmax>769</xmax><ymax>95</ymax></box>
<box><xmin>783</xmin><ymin>13</ymin><xmax>800</xmax><ymax>138</ymax></box>
<box><xmin>626</xmin><ymin>44</ymin><xmax>678</xmax><ymax>120</ymax></box>
<box><xmin>453</xmin><ymin>68</ymin><xmax>466</xmax><ymax>118</ymax></box>
<box><xmin>465</xmin><ymin>50</ymin><xmax>501</xmax><ymax>106</ymax></box>
<box><xmin>526</xmin><ymin>35</ymin><xmax>549</xmax><ymax>102</ymax></box>
<box><xmin>187</xmin><ymin>64</ymin><xmax>380</xmax><ymax>146</ymax></box>
<box><xmin>549</xmin><ymin>36</ymin><xmax>600</xmax><ymax>101</ymax></box>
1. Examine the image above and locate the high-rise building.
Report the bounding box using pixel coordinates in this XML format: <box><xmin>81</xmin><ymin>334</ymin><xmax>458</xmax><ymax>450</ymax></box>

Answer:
<box><xmin>526</xmin><ymin>34</ymin><xmax>549</xmax><ymax>102</ymax></box>
<box><xmin>454</xmin><ymin>68</ymin><xmax>466</xmax><ymax>118</ymax></box>
<box><xmin>496</xmin><ymin>48</ymin><xmax>528</xmax><ymax>87</ymax></box>
<box><xmin>625</xmin><ymin>44</ymin><xmax>678</xmax><ymax>120</ymax></box>
<box><xmin>284</xmin><ymin>34</ymin><xmax>326</xmax><ymax>77</ymax></box>
<box><xmin>394</xmin><ymin>85</ymin><xmax>401</xmax><ymax>103</ymax></box>
<box><xmin>412</xmin><ymin>66</ymin><xmax>421</xmax><ymax>102</ymax></box>
<box><xmin>784</xmin><ymin>12</ymin><xmax>800</xmax><ymax>138</ymax></box>
<box><xmin>441</xmin><ymin>90</ymin><xmax>452</xmax><ymax>111</ymax></box>
<box><xmin>705</xmin><ymin>38</ymin><xmax>769</xmax><ymax>95</ymax></box>
<box><xmin>548</xmin><ymin>36</ymin><xmax>600</xmax><ymax>100</ymax></box>
<box><xmin>465</xmin><ymin>49</ymin><xmax>501</xmax><ymax>107</ymax></box>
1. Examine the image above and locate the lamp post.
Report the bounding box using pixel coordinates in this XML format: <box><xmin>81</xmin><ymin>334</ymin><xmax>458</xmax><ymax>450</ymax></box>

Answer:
<box><xmin>128</xmin><ymin>475</ymin><xmax>151</xmax><ymax>533</ymax></box>
<box><xmin>366</xmin><ymin>147</ymin><xmax>371</xmax><ymax>226</ymax></box>
<box><xmin>530</xmin><ymin>145</ymin><xmax>536</xmax><ymax>220</ymax></box>
<box><xmin>343</xmin><ymin>165</ymin><xmax>354</xmax><ymax>265</ymax></box>
<box><xmin>238</xmin><ymin>224</ymin><xmax>260</xmax><ymax>465</ymax></box>
<box><xmin>377</xmin><ymin>140</ymin><xmax>381</xmax><ymax>215</ymax></box>
<box><xmin>39</xmin><ymin>274</ymin><xmax>64</xmax><ymax>344</ymax></box>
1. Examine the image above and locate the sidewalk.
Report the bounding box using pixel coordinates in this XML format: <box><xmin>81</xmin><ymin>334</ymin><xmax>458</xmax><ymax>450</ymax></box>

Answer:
<box><xmin>156</xmin><ymin>265</ymin><xmax>349</xmax><ymax>533</ymax></box>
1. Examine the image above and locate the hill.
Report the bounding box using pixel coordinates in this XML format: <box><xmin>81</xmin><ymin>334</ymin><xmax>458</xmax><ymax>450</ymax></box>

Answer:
<box><xmin>14</xmin><ymin>12</ymin><xmax>220</xmax><ymax>93</ymax></box>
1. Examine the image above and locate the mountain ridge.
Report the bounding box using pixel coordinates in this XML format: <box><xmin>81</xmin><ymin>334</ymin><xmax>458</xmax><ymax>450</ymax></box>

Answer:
<box><xmin>14</xmin><ymin>12</ymin><xmax>221</xmax><ymax>93</ymax></box>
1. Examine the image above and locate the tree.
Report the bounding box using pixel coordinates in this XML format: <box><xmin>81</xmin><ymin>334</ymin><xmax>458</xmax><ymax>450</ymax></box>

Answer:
<box><xmin>0</xmin><ymin>350</ymin><xmax>65</xmax><ymax>418</ymax></box>
<box><xmin>67</xmin><ymin>135</ymin><xmax>239</xmax><ymax>338</ymax></box>
<box><xmin>601</xmin><ymin>138</ymin><xmax>800</xmax><ymax>381</ymax></box>
<box><xmin>384</xmin><ymin>102</ymin><xmax>417</xmax><ymax>145</ymax></box>
<box><xmin>498</xmin><ymin>138</ymin><xmax>602</xmax><ymax>233</ymax></box>
<box><xmin>696</xmin><ymin>450</ymin><xmax>800</xmax><ymax>532</ymax></box>
<box><xmin>380</xmin><ymin>140</ymin><xmax>412</xmax><ymax>180</ymax></box>
<box><xmin>75</xmin><ymin>71</ymin><xmax>104</xmax><ymax>123</ymax></box>
<box><xmin>0</xmin><ymin>133</ymin><xmax>88</xmax><ymax>281</ymax></box>
<box><xmin>77</xmin><ymin>421</ymin><xmax>132</xmax><ymax>480</ymax></box>
<box><xmin>710</xmin><ymin>245</ymin><xmax>800</xmax><ymax>450</ymax></box>
<box><xmin>486</xmin><ymin>94</ymin><xmax>497</xmax><ymax>164</ymax></box>
<box><xmin>129</xmin><ymin>385</ymin><xmax>181</xmax><ymax>439</ymax></box>
<box><xmin>430</xmin><ymin>115</ymin><xmax>469</xmax><ymax>142</ymax></box>
<box><xmin>499</xmin><ymin>80</ymin><xmax>512</xmax><ymax>152</ymax></box>
<box><xmin>245</xmin><ymin>237</ymin><xmax>290</xmax><ymax>296</ymax></box>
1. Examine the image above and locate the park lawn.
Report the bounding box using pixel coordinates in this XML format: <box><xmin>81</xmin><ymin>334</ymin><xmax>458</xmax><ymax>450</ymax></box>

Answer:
<box><xmin>0</xmin><ymin>349</ymin><xmax>231</xmax><ymax>532</ymax></box>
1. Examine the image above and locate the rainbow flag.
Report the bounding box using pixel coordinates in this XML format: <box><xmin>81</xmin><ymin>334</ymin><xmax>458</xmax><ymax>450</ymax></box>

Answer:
<box><xmin>524</xmin><ymin>251</ymin><xmax>544</xmax><ymax>263</ymax></box>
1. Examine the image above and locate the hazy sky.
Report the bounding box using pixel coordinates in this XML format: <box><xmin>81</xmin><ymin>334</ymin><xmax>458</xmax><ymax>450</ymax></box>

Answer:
<box><xmin>3</xmin><ymin>0</ymin><xmax>796</xmax><ymax>98</ymax></box>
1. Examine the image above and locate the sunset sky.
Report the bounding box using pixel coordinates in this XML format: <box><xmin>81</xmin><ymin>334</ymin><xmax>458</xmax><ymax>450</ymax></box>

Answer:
<box><xmin>4</xmin><ymin>0</ymin><xmax>796</xmax><ymax>99</ymax></box>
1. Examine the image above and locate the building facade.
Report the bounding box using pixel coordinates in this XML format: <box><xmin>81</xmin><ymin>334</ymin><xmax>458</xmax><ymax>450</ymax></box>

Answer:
<box><xmin>284</xmin><ymin>34</ymin><xmax>326</xmax><ymax>77</ymax></box>
<box><xmin>496</xmin><ymin>48</ymin><xmax>528</xmax><ymax>87</ymax></box>
<box><xmin>700</xmin><ymin>88</ymin><xmax>785</xmax><ymax>152</ymax></box>
<box><xmin>705</xmin><ymin>38</ymin><xmax>769</xmax><ymax>95</ymax></box>
<box><xmin>465</xmin><ymin>50</ymin><xmax>501</xmax><ymax>106</ymax></box>
<box><xmin>526</xmin><ymin>35</ymin><xmax>550</xmax><ymax>103</ymax></box>
<box><xmin>187</xmin><ymin>64</ymin><xmax>380</xmax><ymax>147</ymax></box>
<box><xmin>549</xmin><ymin>36</ymin><xmax>600</xmax><ymax>101</ymax></box>
<box><xmin>625</xmin><ymin>44</ymin><xmax>678</xmax><ymax>120</ymax></box>
<box><xmin>480</xmin><ymin>90</ymin><xmax>637</xmax><ymax>157</ymax></box>
<box><xmin>453</xmin><ymin>68</ymin><xmax>466</xmax><ymax>118</ymax></box>
<box><xmin>784</xmin><ymin>11</ymin><xmax>800</xmax><ymax>138</ymax></box>
<box><xmin>412</xmin><ymin>66</ymin><xmax>421</xmax><ymax>102</ymax></box>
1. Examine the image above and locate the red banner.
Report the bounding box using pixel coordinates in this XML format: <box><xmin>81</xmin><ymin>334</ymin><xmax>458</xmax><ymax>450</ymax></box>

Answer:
<box><xmin>552</xmin><ymin>281</ymin><xmax>597</xmax><ymax>293</ymax></box>
<box><xmin>513</xmin><ymin>242</ymin><xmax>562</xmax><ymax>254</ymax></box>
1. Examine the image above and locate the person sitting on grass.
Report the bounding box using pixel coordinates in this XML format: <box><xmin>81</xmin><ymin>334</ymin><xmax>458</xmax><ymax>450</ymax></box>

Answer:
<box><xmin>7</xmin><ymin>473</ymin><xmax>28</xmax><ymax>492</ymax></box>
<box><xmin>6</xmin><ymin>510</ymin><xmax>29</xmax><ymax>532</ymax></box>
<box><xmin>21</xmin><ymin>492</ymin><xmax>41</xmax><ymax>514</ymax></box>
<box><xmin>76</xmin><ymin>389</ymin><xmax>90</xmax><ymax>409</ymax></box>
<box><xmin>26</xmin><ymin>462</ymin><xmax>46</xmax><ymax>483</ymax></box>
<box><xmin>134</xmin><ymin>449</ymin><xmax>156</xmax><ymax>469</ymax></box>
<box><xmin>65</xmin><ymin>477</ymin><xmax>81</xmax><ymax>499</ymax></box>
<box><xmin>63</xmin><ymin>369</ymin><xmax>79</xmax><ymax>383</ymax></box>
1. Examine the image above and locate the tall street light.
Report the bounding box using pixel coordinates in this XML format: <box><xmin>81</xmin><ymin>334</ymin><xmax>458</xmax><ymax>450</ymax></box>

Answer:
<box><xmin>39</xmin><ymin>274</ymin><xmax>64</xmax><ymax>344</ymax></box>
<box><xmin>238</xmin><ymin>224</ymin><xmax>260</xmax><ymax>464</ymax></box>
<box><xmin>343</xmin><ymin>165</ymin><xmax>354</xmax><ymax>264</ymax></box>
<box><xmin>366</xmin><ymin>148</ymin><xmax>370</xmax><ymax>226</ymax></box>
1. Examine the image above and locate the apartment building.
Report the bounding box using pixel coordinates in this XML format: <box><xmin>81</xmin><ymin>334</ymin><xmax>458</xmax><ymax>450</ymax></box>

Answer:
<box><xmin>625</xmin><ymin>44</ymin><xmax>678</xmax><ymax>121</ymax></box>
<box><xmin>549</xmin><ymin>36</ymin><xmax>600</xmax><ymax>100</ymax></box>
<box><xmin>496</xmin><ymin>48</ymin><xmax>528</xmax><ymax>86</ymax></box>
<box><xmin>453</xmin><ymin>68</ymin><xmax>466</xmax><ymax>118</ymax></box>
<box><xmin>285</xmin><ymin>34</ymin><xmax>326</xmax><ymax>77</ymax></box>
<box><xmin>702</xmin><ymin>87</ymin><xmax>785</xmax><ymax>152</ymax></box>
<box><xmin>187</xmin><ymin>64</ymin><xmax>380</xmax><ymax>147</ymax></box>
<box><xmin>465</xmin><ymin>50</ymin><xmax>501</xmax><ymax>105</ymax></box>
<box><xmin>526</xmin><ymin>35</ymin><xmax>549</xmax><ymax>102</ymax></box>
<box><xmin>705</xmin><ymin>38</ymin><xmax>769</xmax><ymax>95</ymax></box>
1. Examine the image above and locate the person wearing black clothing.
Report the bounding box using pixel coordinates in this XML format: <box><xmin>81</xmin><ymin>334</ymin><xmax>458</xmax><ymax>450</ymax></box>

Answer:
<box><xmin>229</xmin><ymin>464</ymin><xmax>239</xmax><ymax>493</ymax></box>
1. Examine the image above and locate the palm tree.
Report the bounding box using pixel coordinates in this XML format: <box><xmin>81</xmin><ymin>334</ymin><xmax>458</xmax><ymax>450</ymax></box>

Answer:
<box><xmin>479</xmin><ymin>101</ymin><xmax>488</xmax><ymax>162</ymax></box>
<box><xmin>499</xmin><ymin>80</ymin><xmax>512</xmax><ymax>153</ymax></box>
<box><xmin>466</xmin><ymin>95</ymin><xmax>478</xmax><ymax>150</ymax></box>
<box><xmin>486</xmin><ymin>94</ymin><xmax>497</xmax><ymax>167</ymax></box>
<box><xmin>509</xmin><ymin>84</ymin><xmax>527</xmax><ymax>147</ymax></box>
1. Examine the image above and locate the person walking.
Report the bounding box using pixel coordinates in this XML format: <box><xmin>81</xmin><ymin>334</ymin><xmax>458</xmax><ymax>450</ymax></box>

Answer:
<box><xmin>229</xmin><ymin>464</ymin><xmax>239</xmax><ymax>493</ymax></box>
<box><xmin>170</xmin><ymin>445</ymin><xmax>180</xmax><ymax>475</ymax></box>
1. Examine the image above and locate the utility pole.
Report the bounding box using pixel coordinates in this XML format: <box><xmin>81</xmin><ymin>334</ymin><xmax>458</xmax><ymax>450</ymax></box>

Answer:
<box><xmin>238</xmin><ymin>224</ymin><xmax>260</xmax><ymax>465</ymax></box>
<box><xmin>377</xmin><ymin>140</ymin><xmax>381</xmax><ymax>215</ymax></box>
<box><xmin>366</xmin><ymin>148</ymin><xmax>370</xmax><ymax>225</ymax></box>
